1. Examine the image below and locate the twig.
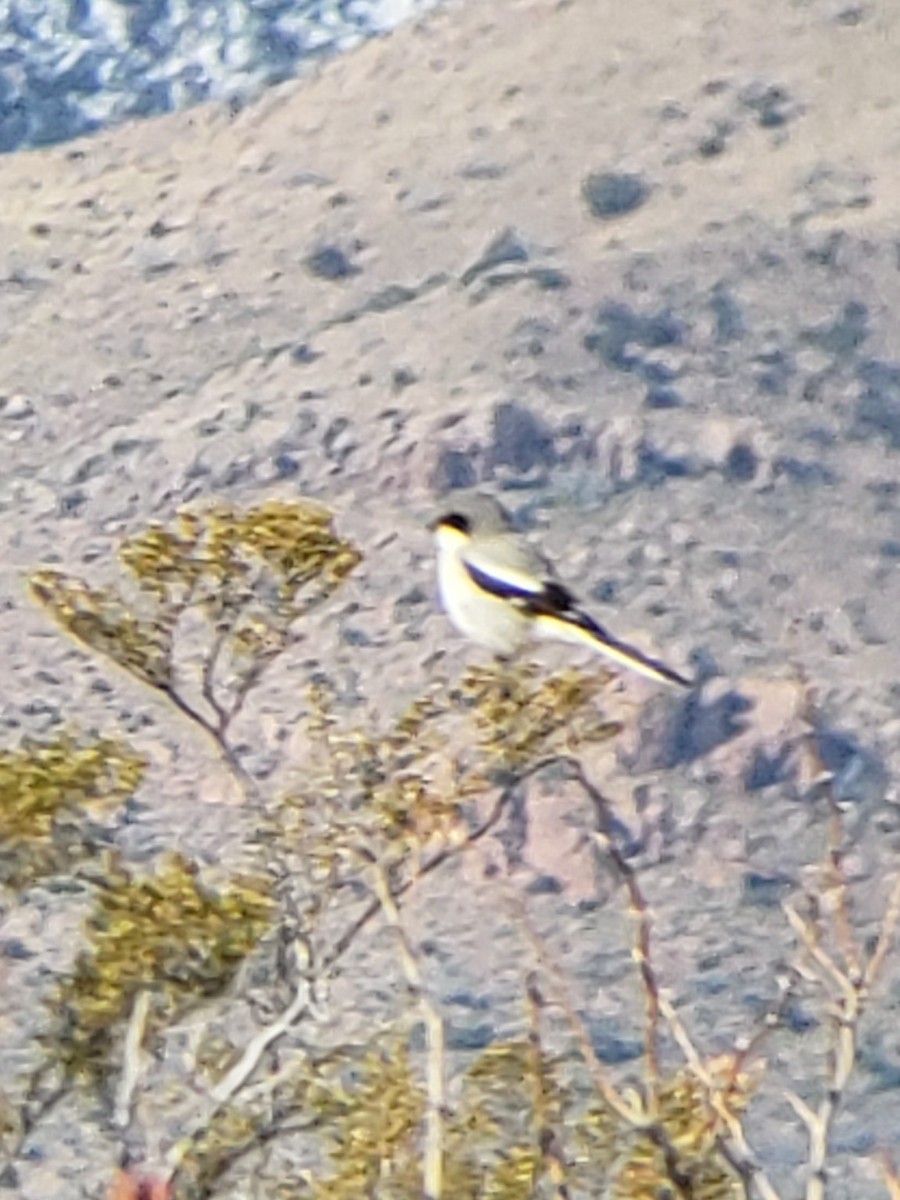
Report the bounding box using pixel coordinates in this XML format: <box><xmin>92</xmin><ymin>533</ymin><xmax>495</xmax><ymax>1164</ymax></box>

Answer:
<box><xmin>114</xmin><ymin>989</ymin><xmax>152</xmax><ymax>1131</ymax></box>
<box><xmin>320</xmin><ymin>759</ymin><xmax>546</xmax><ymax>973</ymax></box>
<box><xmin>371</xmin><ymin>864</ymin><xmax>445</xmax><ymax>1200</ymax></box>
<box><xmin>658</xmin><ymin>993</ymin><xmax>783</xmax><ymax>1200</ymax></box>
<box><xmin>163</xmin><ymin>943</ymin><xmax>314</xmax><ymax>1184</ymax></box>
<box><xmin>200</xmin><ymin>625</ymin><xmax>231</xmax><ymax>735</ymax></box>
<box><xmin>157</xmin><ymin>682</ymin><xmax>258</xmax><ymax>799</ymax></box>
<box><xmin>525</xmin><ymin>974</ymin><xmax>570</xmax><ymax>1200</ymax></box>
<box><xmin>863</xmin><ymin>873</ymin><xmax>900</xmax><ymax>990</ymax></box>
<box><xmin>879</xmin><ymin>1151</ymin><xmax>900</xmax><ymax>1200</ymax></box>
<box><xmin>782</xmin><ymin>873</ymin><xmax>900</xmax><ymax>1200</ymax></box>
<box><xmin>795</xmin><ymin>673</ymin><xmax>861</xmax><ymax>982</ymax></box>
<box><xmin>211</xmin><ymin>941</ymin><xmax>312</xmax><ymax>1107</ymax></box>
<box><xmin>554</xmin><ymin>756</ymin><xmax>661</xmax><ymax>1103</ymax></box>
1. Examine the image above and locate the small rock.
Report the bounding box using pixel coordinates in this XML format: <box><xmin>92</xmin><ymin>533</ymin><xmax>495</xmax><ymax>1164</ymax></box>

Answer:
<box><xmin>460</xmin><ymin>227</ymin><xmax>529</xmax><ymax>286</ymax></box>
<box><xmin>803</xmin><ymin>301</ymin><xmax>868</xmax><ymax>358</ymax></box>
<box><xmin>488</xmin><ymin>401</ymin><xmax>556</xmax><ymax>473</ymax></box>
<box><xmin>305</xmin><ymin>244</ymin><xmax>360</xmax><ymax>281</ymax></box>
<box><xmin>644</xmin><ymin>386</ymin><xmax>682</xmax><ymax>410</ymax></box>
<box><xmin>852</xmin><ymin>360</ymin><xmax>900</xmax><ymax>448</ymax></box>
<box><xmin>429</xmin><ymin>447</ymin><xmax>478</xmax><ymax>493</ymax></box>
<box><xmin>2</xmin><ymin>394</ymin><xmax>34</xmax><ymax>419</ymax></box>
<box><xmin>582</xmin><ymin>171</ymin><xmax>650</xmax><ymax>219</ymax></box>
<box><xmin>739</xmin><ymin>81</ymin><xmax>796</xmax><ymax>128</ymax></box>
<box><xmin>723</xmin><ymin>443</ymin><xmax>758</xmax><ymax>483</ymax></box>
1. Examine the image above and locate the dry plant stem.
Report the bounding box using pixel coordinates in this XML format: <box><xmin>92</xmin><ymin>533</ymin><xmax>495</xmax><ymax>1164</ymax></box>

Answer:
<box><xmin>880</xmin><ymin>1152</ymin><xmax>900</xmax><ymax>1200</ymax></box>
<box><xmin>526</xmin><ymin>974</ymin><xmax>571</xmax><ymax>1200</ymax></box>
<box><xmin>162</xmin><ymin>756</ymin><xmax>525</xmax><ymax>1185</ymax></box>
<box><xmin>658</xmin><ymin>993</ymin><xmax>784</xmax><ymax>1200</ymax></box>
<box><xmin>554</xmin><ymin>757</ymin><xmax>661</xmax><ymax>1104</ymax></box>
<box><xmin>209</xmin><ymin>976</ymin><xmax>312</xmax><ymax>1105</ymax></box>
<box><xmin>726</xmin><ymin>969</ymin><xmax>798</xmax><ymax>1094</ymax></box>
<box><xmin>321</xmin><ymin>759</ymin><xmax>558</xmax><ymax>973</ymax></box>
<box><xmin>371</xmin><ymin>864</ymin><xmax>445</xmax><ymax>1200</ymax></box>
<box><xmin>3</xmin><ymin>1070</ymin><xmax>69</xmax><ymax>1174</ymax></box>
<box><xmin>513</xmin><ymin>900</ymin><xmax>642</xmax><ymax>1126</ymax></box>
<box><xmin>784</xmin><ymin>875</ymin><xmax>900</xmax><ymax>1200</ymax></box>
<box><xmin>162</xmin><ymin>944</ymin><xmax>315</xmax><ymax>1184</ymax></box>
<box><xmin>157</xmin><ymin>682</ymin><xmax>259</xmax><ymax>799</ymax></box>
<box><xmin>509</xmin><ymin>893</ymin><xmax>696</xmax><ymax>1197</ymax></box>
<box><xmin>114</xmin><ymin>989</ymin><xmax>152</xmax><ymax>1131</ymax></box>
<box><xmin>200</xmin><ymin>626</ymin><xmax>230</xmax><ymax>735</ymax></box>
<box><xmin>796</xmin><ymin>675</ymin><xmax>862</xmax><ymax>981</ymax></box>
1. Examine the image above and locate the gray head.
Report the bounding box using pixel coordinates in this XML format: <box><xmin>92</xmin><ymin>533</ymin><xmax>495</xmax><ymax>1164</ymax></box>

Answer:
<box><xmin>429</xmin><ymin>491</ymin><xmax>514</xmax><ymax>537</ymax></box>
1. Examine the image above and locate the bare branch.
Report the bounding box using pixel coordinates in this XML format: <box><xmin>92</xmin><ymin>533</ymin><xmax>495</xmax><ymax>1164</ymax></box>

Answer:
<box><xmin>795</xmin><ymin>673</ymin><xmax>861</xmax><ymax>982</ymax></box>
<box><xmin>863</xmin><ymin>873</ymin><xmax>900</xmax><ymax>991</ymax></box>
<box><xmin>113</xmin><ymin>989</ymin><xmax>152</xmax><ymax>1132</ymax></box>
<box><xmin>371</xmin><ymin>864</ymin><xmax>445</xmax><ymax>1200</ymax></box>
<box><xmin>658</xmin><ymin>992</ymin><xmax>784</xmax><ymax>1200</ymax></box>
<box><xmin>553</xmin><ymin>756</ymin><xmax>661</xmax><ymax>1101</ymax></box>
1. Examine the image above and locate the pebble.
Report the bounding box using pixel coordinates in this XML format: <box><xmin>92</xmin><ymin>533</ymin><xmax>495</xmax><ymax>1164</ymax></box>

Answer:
<box><xmin>2</xmin><ymin>394</ymin><xmax>35</xmax><ymax>420</ymax></box>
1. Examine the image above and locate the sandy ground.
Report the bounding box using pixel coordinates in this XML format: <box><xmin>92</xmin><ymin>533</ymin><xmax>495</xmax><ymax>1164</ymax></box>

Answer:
<box><xmin>2</xmin><ymin>0</ymin><xmax>900</xmax><ymax>1195</ymax></box>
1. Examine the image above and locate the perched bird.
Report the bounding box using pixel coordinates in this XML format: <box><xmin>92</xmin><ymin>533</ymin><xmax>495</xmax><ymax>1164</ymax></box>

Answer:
<box><xmin>429</xmin><ymin>492</ymin><xmax>690</xmax><ymax>688</ymax></box>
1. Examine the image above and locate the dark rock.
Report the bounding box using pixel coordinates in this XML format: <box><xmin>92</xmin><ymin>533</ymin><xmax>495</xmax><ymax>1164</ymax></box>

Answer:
<box><xmin>458</xmin><ymin>161</ymin><xmax>507</xmax><ymax>180</ymax></box>
<box><xmin>365</xmin><ymin>283</ymin><xmax>420</xmax><ymax>312</ymax></box>
<box><xmin>644</xmin><ymin>386</ymin><xmax>682</xmax><ymax>410</ymax></box>
<box><xmin>739</xmin><ymin>81</ymin><xmax>795</xmax><ymax>128</ymax></box>
<box><xmin>636</xmin><ymin>440</ymin><xmax>699</xmax><ymax>485</ymax></box>
<box><xmin>723</xmin><ymin>442</ymin><xmax>758</xmax><ymax>482</ymax></box>
<box><xmin>305</xmin><ymin>245</ymin><xmax>360</xmax><ymax>281</ymax></box>
<box><xmin>430</xmin><ymin>448</ymin><xmax>478</xmax><ymax>493</ymax></box>
<box><xmin>0</xmin><ymin>939</ymin><xmax>34</xmax><ymax>960</ymax></box>
<box><xmin>460</xmin><ymin>227</ymin><xmax>529</xmax><ymax>286</ymax></box>
<box><xmin>391</xmin><ymin>366</ymin><xmax>417</xmax><ymax>392</ymax></box>
<box><xmin>489</xmin><ymin>401</ymin><xmax>556</xmax><ymax>473</ymax></box>
<box><xmin>698</xmin><ymin>122</ymin><xmax>732</xmax><ymax>157</ymax></box>
<box><xmin>586</xmin><ymin>1019</ymin><xmax>644</xmax><ymax>1064</ymax></box>
<box><xmin>709</xmin><ymin>285</ymin><xmax>744</xmax><ymax>342</ymax></box>
<box><xmin>273</xmin><ymin>453</ymin><xmax>300</xmax><ymax>479</ymax></box>
<box><xmin>525</xmin><ymin>874</ymin><xmax>563</xmax><ymax>895</ymax></box>
<box><xmin>803</xmin><ymin>300</ymin><xmax>868</xmax><ymax>357</ymax></box>
<box><xmin>742</xmin><ymin>871</ymin><xmax>794</xmax><ymax>907</ymax></box>
<box><xmin>773</xmin><ymin>456</ymin><xmax>837</xmax><ymax>486</ymax></box>
<box><xmin>815</xmin><ymin>728</ymin><xmax>887</xmax><ymax>806</ymax></box>
<box><xmin>753</xmin><ymin>346</ymin><xmax>794</xmax><ymax>396</ymax></box>
<box><xmin>446</xmin><ymin>1023</ymin><xmax>495</xmax><ymax>1051</ymax></box>
<box><xmin>582</xmin><ymin>171</ymin><xmax>650</xmax><ymax>219</ymax></box>
<box><xmin>852</xmin><ymin>360</ymin><xmax>900</xmax><ymax>447</ymax></box>
<box><xmin>584</xmin><ymin>302</ymin><xmax>684</xmax><ymax>373</ymax></box>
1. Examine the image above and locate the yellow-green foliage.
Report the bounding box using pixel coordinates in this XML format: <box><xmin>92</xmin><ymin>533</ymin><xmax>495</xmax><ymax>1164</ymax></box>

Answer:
<box><xmin>249</xmin><ymin>1035</ymin><xmax>749</xmax><ymax>1200</ymax></box>
<box><xmin>308</xmin><ymin>1040</ymin><xmax>426</xmax><ymax>1199</ymax></box>
<box><xmin>459</xmin><ymin>663</ymin><xmax>621</xmax><ymax>775</ymax></box>
<box><xmin>295</xmin><ymin>679</ymin><xmax>466</xmax><ymax>876</ymax></box>
<box><xmin>0</xmin><ymin>732</ymin><xmax>145</xmax><ymax>891</ymax></box>
<box><xmin>295</xmin><ymin>662</ymin><xmax>619</xmax><ymax>877</ymax></box>
<box><xmin>52</xmin><ymin>853</ymin><xmax>272</xmax><ymax>1082</ymax></box>
<box><xmin>584</xmin><ymin>1064</ymin><xmax>751</xmax><ymax>1200</ymax></box>
<box><xmin>29</xmin><ymin>500</ymin><xmax>361</xmax><ymax>723</ymax></box>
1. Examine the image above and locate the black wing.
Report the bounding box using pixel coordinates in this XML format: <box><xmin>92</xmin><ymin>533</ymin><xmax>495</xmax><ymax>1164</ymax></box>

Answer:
<box><xmin>465</xmin><ymin>559</ymin><xmax>691</xmax><ymax>688</ymax></box>
<box><xmin>464</xmin><ymin>559</ymin><xmax>576</xmax><ymax>614</ymax></box>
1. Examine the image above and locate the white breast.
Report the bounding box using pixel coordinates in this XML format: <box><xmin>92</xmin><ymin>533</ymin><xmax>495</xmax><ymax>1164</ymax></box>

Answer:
<box><xmin>435</xmin><ymin>529</ymin><xmax>528</xmax><ymax>656</ymax></box>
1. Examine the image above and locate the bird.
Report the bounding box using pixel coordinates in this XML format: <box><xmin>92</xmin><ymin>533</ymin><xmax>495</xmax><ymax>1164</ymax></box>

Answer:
<box><xmin>429</xmin><ymin>492</ymin><xmax>691</xmax><ymax>688</ymax></box>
